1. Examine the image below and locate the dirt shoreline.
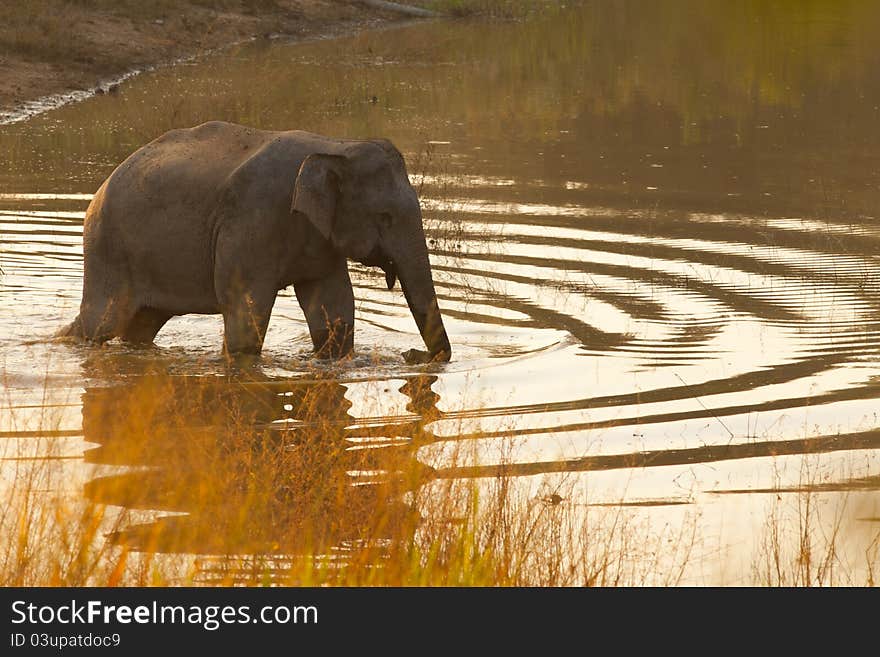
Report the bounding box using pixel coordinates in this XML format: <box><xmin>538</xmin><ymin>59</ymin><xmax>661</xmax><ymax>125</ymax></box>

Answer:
<box><xmin>0</xmin><ymin>1</ymin><xmax>425</xmax><ymax>124</ymax></box>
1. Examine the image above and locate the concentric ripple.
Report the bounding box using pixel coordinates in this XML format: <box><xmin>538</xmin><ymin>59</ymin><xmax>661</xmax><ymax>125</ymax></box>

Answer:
<box><xmin>408</xmin><ymin>181</ymin><xmax>880</xmax><ymax>486</ymax></box>
<box><xmin>3</xmin><ymin>178</ymin><xmax>878</xmax><ymax>503</ymax></box>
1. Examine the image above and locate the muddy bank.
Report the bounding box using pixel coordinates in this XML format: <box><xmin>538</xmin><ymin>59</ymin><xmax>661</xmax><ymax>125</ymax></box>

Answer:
<box><xmin>0</xmin><ymin>1</ymin><xmax>423</xmax><ymax>122</ymax></box>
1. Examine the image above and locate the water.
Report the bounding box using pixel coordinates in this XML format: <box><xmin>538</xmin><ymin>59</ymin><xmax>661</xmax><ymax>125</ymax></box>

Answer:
<box><xmin>2</xmin><ymin>2</ymin><xmax>880</xmax><ymax>584</ymax></box>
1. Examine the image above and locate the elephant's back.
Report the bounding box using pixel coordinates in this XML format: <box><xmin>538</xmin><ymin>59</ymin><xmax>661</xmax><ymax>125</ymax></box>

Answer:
<box><xmin>80</xmin><ymin>122</ymin><xmax>342</xmax><ymax>312</ymax></box>
<box><xmin>92</xmin><ymin>122</ymin><xmax>284</xmax><ymax>254</ymax></box>
<box><xmin>84</xmin><ymin>122</ymin><xmax>283</xmax><ymax>312</ymax></box>
<box><xmin>96</xmin><ymin>122</ymin><xmax>336</xmax><ymax>223</ymax></box>
<box><xmin>104</xmin><ymin>122</ymin><xmax>275</xmax><ymax>211</ymax></box>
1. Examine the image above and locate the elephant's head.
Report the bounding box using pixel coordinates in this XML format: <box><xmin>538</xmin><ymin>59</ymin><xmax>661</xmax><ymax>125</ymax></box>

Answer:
<box><xmin>291</xmin><ymin>140</ymin><xmax>451</xmax><ymax>362</ymax></box>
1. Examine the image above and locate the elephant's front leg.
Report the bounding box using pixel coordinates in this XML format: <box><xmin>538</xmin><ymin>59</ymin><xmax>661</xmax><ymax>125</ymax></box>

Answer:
<box><xmin>220</xmin><ymin>288</ymin><xmax>277</xmax><ymax>356</ymax></box>
<box><xmin>294</xmin><ymin>263</ymin><xmax>355</xmax><ymax>358</ymax></box>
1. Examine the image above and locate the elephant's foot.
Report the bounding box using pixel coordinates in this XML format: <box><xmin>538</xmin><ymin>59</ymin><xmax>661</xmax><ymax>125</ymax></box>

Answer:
<box><xmin>312</xmin><ymin>322</ymin><xmax>354</xmax><ymax>359</ymax></box>
<box><xmin>222</xmin><ymin>350</ymin><xmax>263</xmax><ymax>374</ymax></box>
<box><xmin>222</xmin><ymin>340</ymin><xmax>265</xmax><ymax>357</ymax></box>
<box><xmin>53</xmin><ymin>315</ymin><xmax>85</xmax><ymax>340</ymax></box>
<box><xmin>402</xmin><ymin>348</ymin><xmax>450</xmax><ymax>364</ymax></box>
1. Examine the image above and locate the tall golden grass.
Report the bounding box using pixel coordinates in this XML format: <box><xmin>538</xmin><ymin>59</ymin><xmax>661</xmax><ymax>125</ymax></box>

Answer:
<box><xmin>752</xmin><ymin>459</ymin><xmax>880</xmax><ymax>586</ymax></box>
<box><xmin>0</xmin><ymin>354</ymin><xmax>694</xmax><ymax>587</ymax></box>
<box><xmin>3</xmin><ymin>353</ymin><xmax>877</xmax><ymax>587</ymax></box>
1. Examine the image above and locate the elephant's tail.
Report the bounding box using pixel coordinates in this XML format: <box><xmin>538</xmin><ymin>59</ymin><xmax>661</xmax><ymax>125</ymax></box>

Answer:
<box><xmin>53</xmin><ymin>315</ymin><xmax>84</xmax><ymax>340</ymax></box>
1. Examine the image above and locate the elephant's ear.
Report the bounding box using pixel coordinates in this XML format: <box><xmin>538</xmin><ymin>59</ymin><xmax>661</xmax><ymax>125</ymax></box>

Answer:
<box><xmin>291</xmin><ymin>154</ymin><xmax>347</xmax><ymax>241</ymax></box>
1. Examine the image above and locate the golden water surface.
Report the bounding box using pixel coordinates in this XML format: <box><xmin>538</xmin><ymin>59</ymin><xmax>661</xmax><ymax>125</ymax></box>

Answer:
<box><xmin>1</xmin><ymin>2</ymin><xmax>879</xmax><ymax>584</ymax></box>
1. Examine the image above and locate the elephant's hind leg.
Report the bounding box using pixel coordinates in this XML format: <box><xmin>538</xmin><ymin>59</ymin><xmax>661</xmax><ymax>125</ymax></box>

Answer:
<box><xmin>121</xmin><ymin>307</ymin><xmax>172</xmax><ymax>345</ymax></box>
<box><xmin>78</xmin><ymin>295</ymin><xmax>134</xmax><ymax>343</ymax></box>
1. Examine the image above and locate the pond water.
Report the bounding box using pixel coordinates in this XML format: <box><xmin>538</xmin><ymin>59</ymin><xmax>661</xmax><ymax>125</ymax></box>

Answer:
<box><xmin>1</xmin><ymin>1</ymin><xmax>879</xmax><ymax>584</ymax></box>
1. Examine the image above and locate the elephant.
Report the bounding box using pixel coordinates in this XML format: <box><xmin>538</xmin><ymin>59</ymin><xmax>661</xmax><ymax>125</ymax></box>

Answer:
<box><xmin>58</xmin><ymin>120</ymin><xmax>451</xmax><ymax>362</ymax></box>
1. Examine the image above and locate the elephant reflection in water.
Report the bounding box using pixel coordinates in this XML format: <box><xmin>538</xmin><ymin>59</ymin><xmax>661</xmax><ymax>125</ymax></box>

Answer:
<box><xmin>79</xmin><ymin>355</ymin><xmax>441</xmax><ymax>561</ymax></box>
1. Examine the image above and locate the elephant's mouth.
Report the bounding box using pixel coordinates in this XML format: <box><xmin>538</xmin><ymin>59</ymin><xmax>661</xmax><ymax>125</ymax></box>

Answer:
<box><xmin>359</xmin><ymin>247</ymin><xmax>397</xmax><ymax>290</ymax></box>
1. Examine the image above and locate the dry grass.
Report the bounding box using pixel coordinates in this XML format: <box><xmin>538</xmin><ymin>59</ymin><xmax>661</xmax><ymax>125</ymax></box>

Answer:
<box><xmin>0</xmin><ymin>2</ymin><xmax>177</xmax><ymax>63</ymax></box>
<box><xmin>408</xmin><ymin>140</ymin><xmax>508</xmax><ymax>300</ymax></box>
<box><xmin>753</xmin><ymin>459</ymin><xmax>880</xmax><ymax>587</ymax></box>
<box><xmin>407</xmin><ymin>0</ymin><xmax>565</xmax><ymax>18</ymax></box>
<box><xmin>0</xmin><ymin>1</ymin><xmax>391</xmax><ymax>113</ymax></box>
<box><xmin>2</xmin><ymin>354</ymin><xmax>877</xmax><ymax>587</ymax></box>
<box><xmin>0</xmin><ymin>357</ymin><xmax>701</xmax><ymax>587</ymax></box>
<box><xmin>0</xmin><ymin>1</ymin><xmax>285</xmax><ymax>65</ymax></box>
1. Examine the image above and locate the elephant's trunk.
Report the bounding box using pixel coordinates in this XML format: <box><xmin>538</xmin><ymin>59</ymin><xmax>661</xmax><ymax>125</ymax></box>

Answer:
<box><xmin>397</xmin><ymin>246</ymin><xmax>451</xmax><ymax>362</ymax></box>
